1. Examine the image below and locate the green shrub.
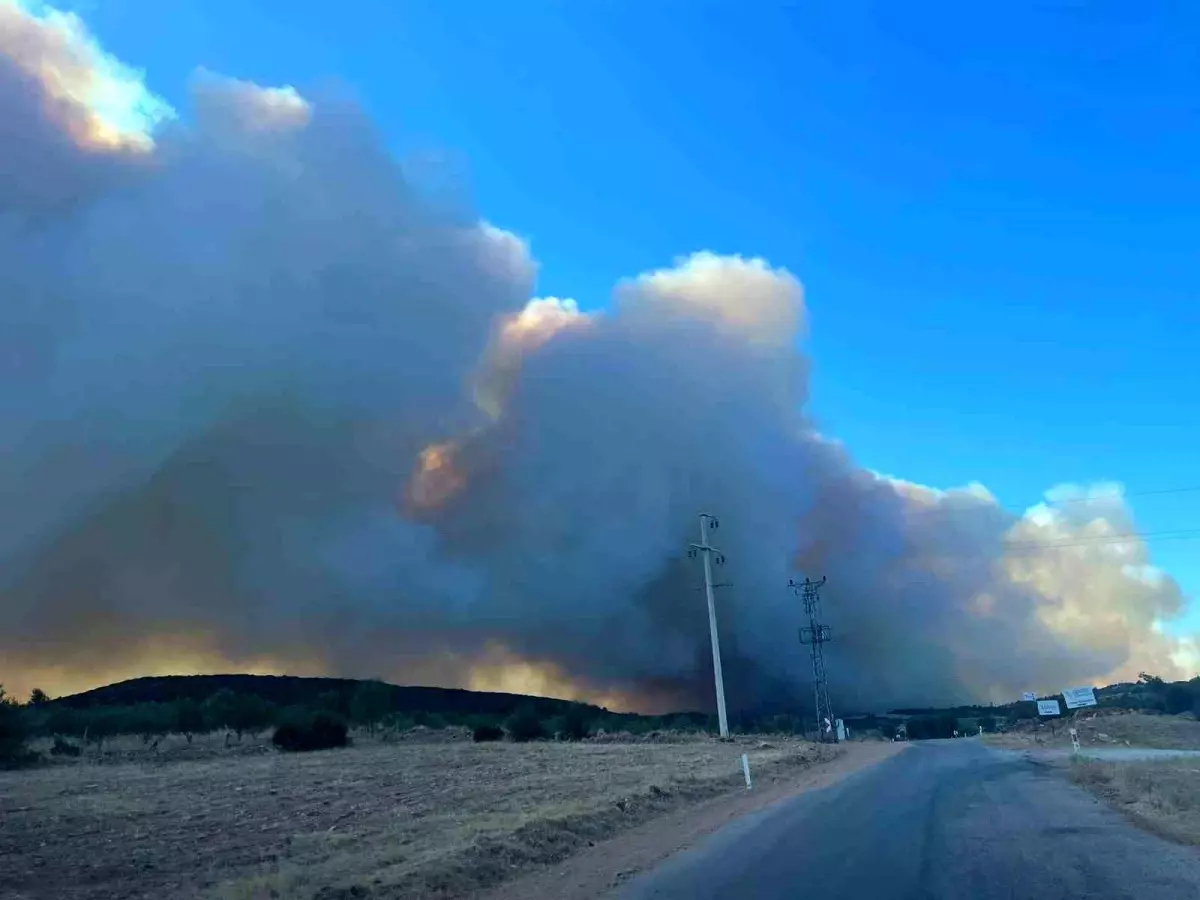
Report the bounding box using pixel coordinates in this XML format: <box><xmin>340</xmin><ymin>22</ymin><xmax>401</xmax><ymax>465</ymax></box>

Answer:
<box><xmin>383</xmin><ymin>713</ymin><xmax>416</xmax><ymax>733</ymax></box>
<box><xmin>50</xmin><ymin>736</ymin><xmax>81</xmax><ymax>757</ymax></box>
<box><xmin>413</xmin><ymin>711</ymin><xmax>447</xmax><ymax>730</ymax></box>
<box><xmin>1165</xmin><ymin>684</ymin><xmax>1196</xmax><ymax>716</ymax></box>
<box><xmin>505</xmin><ymin>706</ymin><xmax>548</xmax><ymax>742</ymax></box>
<box><xmin>272</xmin><ymin>711</ymin><xmax>349</xmax><ymax>752</ymax></box>
<box><xmin>472</xmin><ymin>724</ymin><xmax>504</xmax><ymax>742</ymax></box>
<box><xmin>316</xmin><ymin>691</ymin><xmax>344</xmax><ymax>715</ymax></box>
<box><xmin>0</xmin><ymin>686</ymin><xmax>34</xmax><ymax>767</ymax></box>
<box><xmin>174</xmin><ymin>699</ymin><xmax>207</xmax><ymax>742</ymax></box>
<box><xmin>558</xmin><ymin>706</ymin><xmax>592</xmax><ymax>741</ymax></box>
<box><xmin>204</xmin><ymin>691</ymin><xmax>275</xmax><ymax>737</ymax></box>
<box><xmin>350</xmin><ymin>681</ymin><xmax>393</xmax><ymax>733</ymax></box>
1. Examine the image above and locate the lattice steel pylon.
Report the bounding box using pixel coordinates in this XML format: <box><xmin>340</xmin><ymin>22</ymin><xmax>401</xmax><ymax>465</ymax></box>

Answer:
<box><xmin>791</xmin><ymin>576</ymin><xmax>835</xmax><ymax>742</ymax></box>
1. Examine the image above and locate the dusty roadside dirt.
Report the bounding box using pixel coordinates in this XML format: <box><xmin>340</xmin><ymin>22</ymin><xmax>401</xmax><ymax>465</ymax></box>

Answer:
<box><xmin>476</xmin><ymin>741</ymin><xmax>906</xmax><ymax>900</ymax></box>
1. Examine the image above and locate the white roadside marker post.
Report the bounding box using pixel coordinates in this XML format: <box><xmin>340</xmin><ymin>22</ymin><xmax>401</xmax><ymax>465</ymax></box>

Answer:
<box><xmin>741</xmin><ymin>753</ymin><xmax>752</xmax><ymax>790</ymax></box>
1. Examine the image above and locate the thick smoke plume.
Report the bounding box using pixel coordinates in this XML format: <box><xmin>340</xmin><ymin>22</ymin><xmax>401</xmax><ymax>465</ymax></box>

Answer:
<box><xmin>2</xmin><ymin>3</ymin><xmax>1196</xmax><ymax>712</ymax></box>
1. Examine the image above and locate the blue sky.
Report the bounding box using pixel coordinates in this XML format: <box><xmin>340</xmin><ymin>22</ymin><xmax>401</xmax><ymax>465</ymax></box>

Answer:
<box><xmin>77</xmin><ymin>1</ymin><xmax>1199</xmax><ymax>625</ymax></box>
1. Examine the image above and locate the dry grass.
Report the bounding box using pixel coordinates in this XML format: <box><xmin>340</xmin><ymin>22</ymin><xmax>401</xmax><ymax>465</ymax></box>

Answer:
<box><xmin>0</xmin><ymin>733</ymin><xmax>835</xmax><ymax>900</ymax></box>
<box><xmin>1070</xmin><ymin>758</ymin><xmax>1200</xmax><ymax>845</ymax></box>
<box><xmin>986</xmin><ymin>712</ymin><xmax>1200</xmax><ymax>751</ymax></box>
<box><xmin>25</xmin><ymin>725</ymin><xmax>469</xmax><ymax>766</ymax></box>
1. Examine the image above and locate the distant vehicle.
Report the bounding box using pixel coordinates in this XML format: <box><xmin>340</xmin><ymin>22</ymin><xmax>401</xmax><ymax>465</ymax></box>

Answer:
<box><xmin>893</xmin><ymin>724</ymin><xmax>908</xmax><ymax>741</ymax></box>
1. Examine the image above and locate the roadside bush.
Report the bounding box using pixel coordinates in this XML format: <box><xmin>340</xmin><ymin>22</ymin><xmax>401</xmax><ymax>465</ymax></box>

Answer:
<box><xmin>505</xmin><ymin>706</ymin><xmax>548</xmax><ymax>742</ymax></box>
<box><xmin>272</xmin><ymin>711</ymin><xmax>349</xmax><ymax>752</ymax></box>
<box><xmin>472</xmin><ymin>724</ymin><xmax>504</xmax><ymax>742</ymax></box>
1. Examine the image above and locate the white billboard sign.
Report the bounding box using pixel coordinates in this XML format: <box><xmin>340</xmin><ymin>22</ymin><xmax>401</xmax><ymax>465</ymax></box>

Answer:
<box><xmin>1062</xmin><ymin>686</ymin><xmax>1097</xmax><ymax>710</ymax></box>
<box><xmin>1021</xmin><ymin>692</ymin><xmax>1037</xmax><ymax>702</ymax></box>
<box><xmin>1037</xmin><ymin>699</ymin><xmax>1061</xmax><ymax>717</ymax></box>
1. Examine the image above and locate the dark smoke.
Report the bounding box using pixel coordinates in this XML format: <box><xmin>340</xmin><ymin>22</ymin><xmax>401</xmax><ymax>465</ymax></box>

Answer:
<box><xmin>1</xmin><ymin>3</ymin><xmax>1194</xmax><ymax>711</ymax></box>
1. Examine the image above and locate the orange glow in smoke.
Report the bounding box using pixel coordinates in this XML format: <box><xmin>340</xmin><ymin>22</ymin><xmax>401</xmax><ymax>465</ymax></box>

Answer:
<box><xmin>465</xmin><ymin>645</ymin><xmax>640</xmax><ymax>712</ymax></box>
<box><xmin>3</xmin><ymin>634</ymin><xmax>315</xmax><ymax>701</ymax></box>
<box><xmin>405</xmin><ymin>440</ymin><xmax>467</xmax><ymax>512</ymax></box>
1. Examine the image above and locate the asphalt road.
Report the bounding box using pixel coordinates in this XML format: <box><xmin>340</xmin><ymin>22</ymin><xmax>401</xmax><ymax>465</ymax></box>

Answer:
<box><xmin>616</xmin><ymin>740</ymin><xmax>1200</xmax><ymax>900</ymax></box>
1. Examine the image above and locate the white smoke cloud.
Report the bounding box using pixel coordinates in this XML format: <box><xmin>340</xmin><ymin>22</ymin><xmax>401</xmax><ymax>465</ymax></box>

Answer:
<box><xmin>0</xmin><ymin>0</ymin><xmax>170</xmax><ymax>214</ymax></box>
<box><xmin>1</xmin><ymin>2</ymin><xmax>1195</xmax><ymax>709</ymax></box>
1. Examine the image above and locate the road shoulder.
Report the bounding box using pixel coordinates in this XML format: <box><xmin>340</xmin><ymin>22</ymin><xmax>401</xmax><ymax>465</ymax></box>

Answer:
<box><xmin>474</xmin><ymin>741</ymin><xmax>907</xmax><ymax>900</ymax></box>
<box><xmin>991</xmin><ymin>744</ymin><xmax>1200</xmax><ymax>848</ymax></box>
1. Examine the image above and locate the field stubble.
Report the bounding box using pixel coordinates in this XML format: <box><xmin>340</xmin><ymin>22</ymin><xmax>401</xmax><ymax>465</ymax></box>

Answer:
<box><xmin>0</xmin><ymin>732</ymin><xmax>837</xmax><ymax>900</ymax></box>
<box><xmin>1070</xmin><ymin>757</ymin><xmax>1200</xmax><ymax>846</ymax></box>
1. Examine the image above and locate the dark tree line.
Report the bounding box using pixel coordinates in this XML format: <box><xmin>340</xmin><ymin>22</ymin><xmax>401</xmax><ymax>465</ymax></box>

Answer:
<box><xmin>2</xmin><ymin>678</ymin><xmax>733</xmax><ymax>763</ymax></box>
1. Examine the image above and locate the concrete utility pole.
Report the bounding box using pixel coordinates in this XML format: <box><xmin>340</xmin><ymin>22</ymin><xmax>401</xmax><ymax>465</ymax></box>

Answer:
<box><xmin>689</xmin><ymin>513</ymin><xmax>729</xmax><ymax>738</ymax></box>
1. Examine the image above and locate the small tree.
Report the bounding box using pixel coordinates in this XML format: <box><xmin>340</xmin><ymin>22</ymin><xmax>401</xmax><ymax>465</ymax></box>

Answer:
<box><xmin>230</xmin><ymin>695</ymin><xmax>275</xmax><ymax>738</ymax></box>
<box><xmin>1165</xmin><ymin>684</ymin><xmax>1196</xmax><ymax>716</ymax></box>
<box><xmin>558</xmin><ymin>706</ymin><xmax>592</xmax><ymax>741</ymax></box>
<box><xmin>0</xmin><ymin>685</ymin><xmax>32</xmax><ymax>767</ymax></box>
<box><xmin>28</xmin><ymin>688</ymin><xmax>50</xmax><ymax>707</ymax></box>
<box><xmin>82</xmin><ymin>708</ymin><xmax>124</xmax><ymax>750</ymax></box>
<box><xmin>203</xmin><ymin>689</ymin><xmax>240</xmax><ymax>733</ymax></box>
<box><xmin>506</xmin><ymin>706</ymin><xmax>548</xmax><ymax>742</ymax></box>
<box><xmin>175</xmin><ymin>699</ymin><xmax>206</xmax><ymax>743</ymax></box>
<box><xmin>126</xmin><ymin>703</ymin><xmax>172</xmax><ymax>743</ymax></box>
<box><xmin>350</xmin><ymin>681</ymin><xmax>393</xmax><ymax>734</ymax></box>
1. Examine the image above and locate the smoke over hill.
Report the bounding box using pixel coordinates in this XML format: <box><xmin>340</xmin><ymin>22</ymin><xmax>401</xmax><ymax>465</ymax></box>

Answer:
<box><xmin>1</xmin><ymin>2</ymin><xmax>1195</xmax><ymax>712</ymax></box>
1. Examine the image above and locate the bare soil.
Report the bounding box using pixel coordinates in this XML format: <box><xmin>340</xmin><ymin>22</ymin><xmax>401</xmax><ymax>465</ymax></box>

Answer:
<box><xmin>0</xmin><ymin>732</ymin><xmax>857</xmax><ymax>900</ymax></box>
